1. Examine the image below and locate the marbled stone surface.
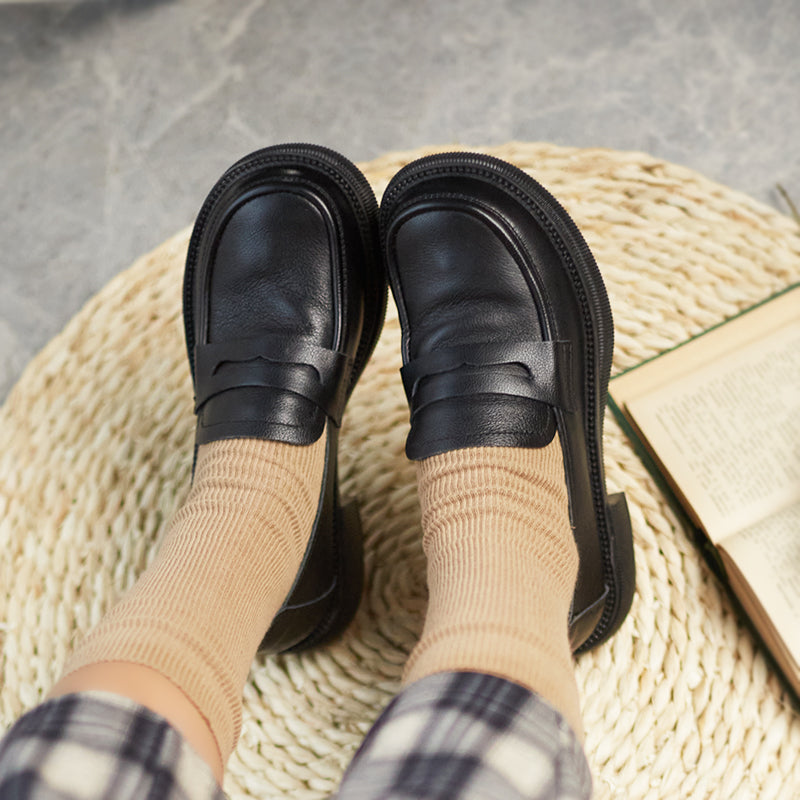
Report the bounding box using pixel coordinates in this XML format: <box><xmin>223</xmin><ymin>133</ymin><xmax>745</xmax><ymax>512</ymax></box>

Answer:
<box><xmin>1</xmin><ymin>0</ymin><xmax>798</xmax><ymax>399</ymax></box>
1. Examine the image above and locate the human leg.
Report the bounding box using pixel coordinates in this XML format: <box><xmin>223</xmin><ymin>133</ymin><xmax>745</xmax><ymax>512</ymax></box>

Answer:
<box><xmin>49</xmin><ymin>436</ymin><xmax>327</xmax><ymax>780</ymax></box>
<box><xmin>337</xmin><ymin>152</ymin><xmax>635</xmax><ymax>799</ymax></box>
<box><xmin>0</xmin><ymin>145</ymin><xmax>385</xmax><ymax>796</ymax></box>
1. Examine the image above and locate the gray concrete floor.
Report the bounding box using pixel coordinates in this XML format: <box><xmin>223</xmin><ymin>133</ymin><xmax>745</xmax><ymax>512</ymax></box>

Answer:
<box><xmin>1</xmin><ymin>0</ymin><xmax>799</xmax><ymax>400</ymax></box>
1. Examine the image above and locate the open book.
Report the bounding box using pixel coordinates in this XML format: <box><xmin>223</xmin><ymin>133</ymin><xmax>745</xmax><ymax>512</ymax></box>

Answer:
<box><xmin>609</xmin><ymin>284</ymin><xmax>800</xmax><ymax>698</ymax></box>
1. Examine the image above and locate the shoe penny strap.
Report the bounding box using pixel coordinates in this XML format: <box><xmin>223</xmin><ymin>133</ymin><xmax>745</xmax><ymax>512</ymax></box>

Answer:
<box><xmin>401</xmin><ymin>339</ymin><xmax>576</xmax><ymax>415</ymax></box>
<box><xmin>194</xmin><ymin>335</ymin><xmax>354</xmax><ymax>425</ymax></box>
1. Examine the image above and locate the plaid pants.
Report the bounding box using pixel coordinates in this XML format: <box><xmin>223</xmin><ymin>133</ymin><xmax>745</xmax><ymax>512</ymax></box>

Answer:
<box><xmin>0</xmin><ymin>672</ymin><xmax>591</xmax><ymax>800</ymax></box>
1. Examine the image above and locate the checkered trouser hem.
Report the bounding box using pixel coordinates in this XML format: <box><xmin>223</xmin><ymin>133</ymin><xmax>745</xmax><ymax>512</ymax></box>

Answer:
<box><xmin>336</xmin><ymin>672</ymin><xmax>592</xmax><ymax>800</ymax></box>
<box><xmin>0</xmin><ymin>673</ymin><xmax>590</xmax><ymax>800</ymax></box>
<box><xmin>0</xmin><ymin>690</ymin><xmax>224</xmax><ymax>800</ymax></box>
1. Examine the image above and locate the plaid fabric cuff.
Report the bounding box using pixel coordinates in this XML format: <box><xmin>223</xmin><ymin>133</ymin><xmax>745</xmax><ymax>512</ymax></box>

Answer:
<box><xmin>0</xmin><ymin>691</ymin><xmax>224</xmax><ymax>800</ymax></box>
<box><xmin>336</xmin><ymin>671</ymin><xmax>592</xmax><ymax>800</ymax></box>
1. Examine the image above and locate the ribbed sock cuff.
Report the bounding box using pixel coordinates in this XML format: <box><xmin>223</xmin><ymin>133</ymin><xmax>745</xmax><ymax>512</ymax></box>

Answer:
<box><xmin>407</xmin><ymin>439</ymin><xmax>583</xmax><ymax>736</ymax></box>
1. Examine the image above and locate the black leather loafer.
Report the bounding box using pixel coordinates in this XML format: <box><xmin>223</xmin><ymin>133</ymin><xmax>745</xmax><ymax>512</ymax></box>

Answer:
<box><xmin>184</xmin><ymin>144</ymin><xmax>386</xmax><ymax>654</ymax></box>
<box><xmin>380</xmin><ymin>152</ymin><xmax>635</xmax><ymax>652</ymax></box>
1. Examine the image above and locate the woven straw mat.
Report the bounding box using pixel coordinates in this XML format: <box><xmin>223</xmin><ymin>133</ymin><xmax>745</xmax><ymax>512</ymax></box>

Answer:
<box><xmin>1</xmin><ymin>143</ymin><xmax>799</xmax><ymax>799</ymax></box>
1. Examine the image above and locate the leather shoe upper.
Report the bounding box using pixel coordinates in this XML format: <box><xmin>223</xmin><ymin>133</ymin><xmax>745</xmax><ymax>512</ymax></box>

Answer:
<box><xmin>185</xmin><ymin>150</ymin><xmax>382</xmax><ymax>447</ymax></box>
<box><xmin>385</xmin><ymin>195</ymin><xmax>579</xmax><ymax>460</ymax></box>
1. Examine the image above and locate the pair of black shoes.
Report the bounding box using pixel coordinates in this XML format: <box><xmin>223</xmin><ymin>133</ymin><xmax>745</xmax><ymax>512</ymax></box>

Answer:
<box><xmin>184</xmin><ymin>144</ymin><xmax>635</xmax><ymax>657</ymax></box>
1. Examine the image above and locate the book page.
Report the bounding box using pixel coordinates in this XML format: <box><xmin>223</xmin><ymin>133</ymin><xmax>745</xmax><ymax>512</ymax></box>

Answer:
<box><xmin>719</xmin><ymin>503</ymin><xmax>800</xmax><ymax>672</ymax></box>
<box><xmin>623</xmin><ymin>319</ymin><xmax>800</xmax><ymax>541</ymax></box>
<box><xmin>610</xmin><ymin>287</ymin><xmax>800</xmax><ymax>401</ymax></box>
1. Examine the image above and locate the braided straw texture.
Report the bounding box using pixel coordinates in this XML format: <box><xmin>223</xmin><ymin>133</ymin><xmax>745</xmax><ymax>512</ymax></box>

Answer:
<box><xmin>1</xmin><ymin>143</ymin><xmax>799</xmax><ymax>799</ymax></box>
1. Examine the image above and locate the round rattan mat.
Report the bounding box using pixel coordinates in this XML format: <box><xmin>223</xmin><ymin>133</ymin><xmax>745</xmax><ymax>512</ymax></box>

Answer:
<box><xmin>1</xmin><ymin>143</ymin><xmax>799</xmax><ymax>799</ymax></box>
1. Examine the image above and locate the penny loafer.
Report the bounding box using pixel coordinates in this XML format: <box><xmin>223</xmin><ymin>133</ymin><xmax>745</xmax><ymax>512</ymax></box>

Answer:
<box><xmin>184</xmin><ymin>144</ymin><xmax>386</xmax><ymax>653</ymax></box>
<box><xmin>380</xmin><ymin>152</ymin><xmax>635</xmax><ymax>652</ymax></box>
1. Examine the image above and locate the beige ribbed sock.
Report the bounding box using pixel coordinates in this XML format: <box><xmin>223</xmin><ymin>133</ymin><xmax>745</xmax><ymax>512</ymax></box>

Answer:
<box><xmin>404</xmin><ymin>436</ymin><xmax>583</xmax><ymax>736</ymax></box>
<box><xmin>62</xmin><ymin>436</ymin><xmax>326</xmax><ymax>762</ymax></box>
